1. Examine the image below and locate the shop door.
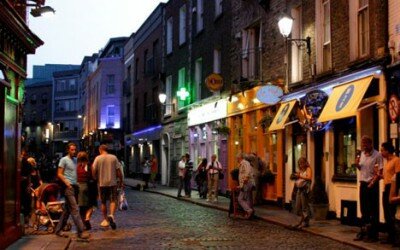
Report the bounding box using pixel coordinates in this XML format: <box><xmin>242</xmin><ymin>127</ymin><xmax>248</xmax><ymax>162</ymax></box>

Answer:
<box><xmin>314</xmin><ymin>131</ymin><xmax>324</xmax><ymax>179</ymax></box>
<box><xmin>218</xmin><ymin>140</ymin><xmax>228</xmax><ymax>193</ymax></box>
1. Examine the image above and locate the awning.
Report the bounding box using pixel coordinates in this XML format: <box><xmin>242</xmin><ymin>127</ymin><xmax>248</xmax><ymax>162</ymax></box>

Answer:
<box><xmin>318</xmin><ymin>76</ymin><xmax>374</xmax><ymax>123</ymax></box>
<box><xmin>268</xmin><ymin>100</ymin><xmax>297</xmax><ymax>132</ymax></box>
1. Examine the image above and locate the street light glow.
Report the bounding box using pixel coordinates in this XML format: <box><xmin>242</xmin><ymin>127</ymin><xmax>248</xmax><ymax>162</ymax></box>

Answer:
<box><xmin>278</xmin><ymin>15</ymin><xmax>293</xmax><ymax>38</ymax></box>
<box><xmin>158</xmin><ymin>93</ymin><xmax>167</xmax><ymax>104</ymax></box>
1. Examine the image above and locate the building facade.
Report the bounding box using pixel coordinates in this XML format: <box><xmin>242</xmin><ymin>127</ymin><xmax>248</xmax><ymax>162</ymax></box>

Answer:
<box><xmin>52</xmin><ymin>69</ymin><xmax>81</xmax><ymax>156</ymax></box>
<box><xmin>0</xmin><ymin>0</ymin><xmax>43</xmax><ymax>247</ymax></box>
<box><xmin>161</xmin><ymin>0</ymin><xmax>232</xmax><ymax>188</ymax></box>
<box><xmin>85</xmin><ymin>37</ymin><xmax>127</xmax><ymax>159</ymax></box>
<box><xmin>123</xmin><ymin>4</ymin><xmax>165</xmax><ymax>178</ymax></box>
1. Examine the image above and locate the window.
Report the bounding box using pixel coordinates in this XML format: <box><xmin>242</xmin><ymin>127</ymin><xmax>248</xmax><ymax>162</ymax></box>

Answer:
<box><xmin>291</xmin><ymin>6</ymin><xmax>303</xmax><ymax>81</ymax></box>
<box><xmin>349</xmin><ymin>0</ymin><xmax>369</xmax><ymax>60</ymax></box>
<box><xmin>106</xmin><ymin>74</ymin><xmax>115</xmax><ymax>95</ymax></box>
<box><xmin>135</xmin><ymin>58</ymin><xmax>139</xmax><ymax>84</ymax></box>
<box><xmin>153</xmin><ymin>39</ymin><xmax>159</xmax><ymax>67</ymax></box>
<box><xmin>144</xmin><ymin>50</ymin><xmax>148</xmax><ymax>75</ymax></box>
<box><xmin>195</xmin><ymin>58</ymin><xmax>202</xmax><ymax>101</ymax></box>
<box><xmin>215</xmin><ymin>0</ymin><xmax>223</xmax><ymax>17</ymax></box>
<box><xmin>41</xmin><ymin>93</ymin><xmax>48</xmax><ymax>104</ymax></box>
<box><xmin>292</xmin><ymin>125</ymin><xmax>307</xmax><ymax>173</ymax></box>
<box><xmin>179</xmin><ymin>5</ymin><xmax>187</xmax><ymax>45</ymax></box>
<box><xmin>69</xmin><ymin>79</ymin><xmax>76</xmax><ymax>90</ymax></box>
<box><xmin>196</xmin><ymin>0</ymin><xmax>204</xmax><ymax>33</ymax></box>
<box><xmin>165</xmin><ymin>75</ymin><xmax>172</xmax><ymax>115</ymax></box>
<box><xmin>134</xmin><ymin>98</ymin><xmax>139</xmax><ymax>123</ymax></box>
<box><xmin>143</xmin><ymin>92</ymin><xmax>147</xmax><ymax>121</ymax></box>
<box><xmin>178</xmin><ymin>67</ymin><xmax>187</xmax><ymax>108</ymax></box>
<box><xmin>358</xmin><ymin>0</ymin><xmax>369</xmax><ymax>57</ymax></box>
<box><xmin>107</xmin><ymin>105</ymin><xmax>115</xmax><ymax>127</ymax></box>
<box><xmin>213</xmin><ymin>49</ymin><xmax>221</xmax><ymax>74</ymax></box>
<box><xmin>166</xmin><ymin>17</ymin><xmax>173</xmax><ymax>54</ymax></box>
<box><xmin>241</xmin><ymin>25</ymin><xmax>261</xmax><ymax>80</ymax></box>
<box><xmin>30</xmin><ymin>94</ymin><xmax>37</xmax><ymax>104</ymax></box>
<box><xmin>333</xmin><ymin>118</ymin><xmax>357</xmax><ymax>181</ymax></box>
<box><xmin>316</xmin><ymin>0</ymin><xmax>332</xmax><ymax>73</ymax></box>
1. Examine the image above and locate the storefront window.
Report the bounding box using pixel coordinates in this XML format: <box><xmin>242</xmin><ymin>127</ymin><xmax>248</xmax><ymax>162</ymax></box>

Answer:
<box><xmin>293</xmin><ymin>124</ymin><xmax>307</xmax><ymax>173</ymax></box>
<box><xmin>333</xmin><ymin>118</ymin><xmax>357</xmax><ymax>181</ymax></box>
<box><xmin>264</xmin><ymin>133</ymin><xmax>278</xmax><ymax>173</ymax></box>
<box><xmin>249</xmin><ymin>111</ymin><xmax>258</xmax><ymax>153</ymax></box>
<box><xmin>233</xmin><ymin>116</ymin><xmax>243</xmax><ymax>157</ymax></box>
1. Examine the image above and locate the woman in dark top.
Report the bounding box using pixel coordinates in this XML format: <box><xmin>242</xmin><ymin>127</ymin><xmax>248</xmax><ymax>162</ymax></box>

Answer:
<box><xmin>196</xmin><ymin>158</ymin><xmax>208</xmax><ymax>199</ymax></box>
<box><xmin>77</xmin><ymin>151</ymin><xmax>97</xmax><ymax>230</ymax></box>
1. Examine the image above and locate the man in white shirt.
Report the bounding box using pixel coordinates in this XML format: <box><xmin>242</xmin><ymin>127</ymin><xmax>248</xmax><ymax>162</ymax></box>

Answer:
<box><xmin>177</xmin><ymin>155</ymin><xmax>186</xmax><ymax>198</ymax></box>
<box><xmin>206</xmin><ymin>154</ymin><xmax>222</xmax><ymax>202</ymax></box>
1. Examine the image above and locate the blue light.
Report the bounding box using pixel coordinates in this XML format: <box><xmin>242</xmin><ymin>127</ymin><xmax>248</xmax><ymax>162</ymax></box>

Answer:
<box><xmin>132</xmin><ymin>125</ymin><xmax>162</xmax><ymax>136</ymax></box>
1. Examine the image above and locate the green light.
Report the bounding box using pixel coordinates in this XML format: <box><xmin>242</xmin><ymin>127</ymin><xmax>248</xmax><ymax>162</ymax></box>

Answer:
<box><xmin>177</xmin><ymin>87</ymin><xmax>190</xmax><ymax>101</ymax></box>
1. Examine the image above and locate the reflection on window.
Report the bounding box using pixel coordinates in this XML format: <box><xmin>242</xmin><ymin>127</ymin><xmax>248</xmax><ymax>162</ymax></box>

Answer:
<box><xmin>334</xmin><ymin>118</ymin><xmax>356</xmax><ymax>180</ymax></box>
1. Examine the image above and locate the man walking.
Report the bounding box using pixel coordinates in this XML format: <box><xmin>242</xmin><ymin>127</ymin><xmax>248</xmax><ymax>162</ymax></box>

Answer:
<box><xmin>237</xmin><ymin>153</ymin><xmax>255</xmax><ymax>219</ymax></box>
<box><xmin>92</xmin><ymin>144</ymin><xmax>123</xmax><ymax>230</ymax></box>
<box><xmin>354</xmin><ymin>135</ymin><xmax>383</xmax><ymax>242</ymax></box>
<box><xmin>55</xmin><ymin>143</ymin><xmax>89</xmax><ymax>239</ymax></box>
<box><xmin>206</xmin><ymin>154</ymin><xmax>222</xmax><ymax>202</ymax></box>
<box><xmin>184</xmin><ymin>153</ymin><xmax>193</xmax><ymax>198</ymax></box>
<box><xmin>177</xmin><ymin>155</ymin><xmax>186</xmax><ymax>198</ymax></box>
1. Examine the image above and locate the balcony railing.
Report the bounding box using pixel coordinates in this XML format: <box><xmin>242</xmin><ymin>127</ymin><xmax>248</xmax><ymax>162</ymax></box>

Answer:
<box><xmin>54</xmin><ymin>89</ymin><xmax>78</xmax><ymax>97</ymax></box>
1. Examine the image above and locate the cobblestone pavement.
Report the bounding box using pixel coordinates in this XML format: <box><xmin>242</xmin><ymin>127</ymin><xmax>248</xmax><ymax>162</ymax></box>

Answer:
<box><xmin>69</xmin><ymin>189</ymin><xmax>357</xmax><ymax>249</ymax></box>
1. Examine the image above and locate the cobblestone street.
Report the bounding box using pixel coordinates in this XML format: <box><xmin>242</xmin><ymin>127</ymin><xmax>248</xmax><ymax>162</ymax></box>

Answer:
<box><xmin>68</xmin><ymin>189</ymin><xmax>357</xmax><ymax>249</ymax></box>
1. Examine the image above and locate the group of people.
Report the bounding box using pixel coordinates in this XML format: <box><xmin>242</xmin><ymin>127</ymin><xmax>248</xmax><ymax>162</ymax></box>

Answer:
<box><xmin>142</xmin><ymin>155</ymin><xmax>158</xmax><ymax>189</ymax></box>
<box><xmin>21</xmin><ymin>142</ymin><xmax>124</xmax><ymax>240</ymax></box>
<box><xmin>353</xmin><ymin>136</ymin><xmax>400</xmax><ymax>247</ymax></box>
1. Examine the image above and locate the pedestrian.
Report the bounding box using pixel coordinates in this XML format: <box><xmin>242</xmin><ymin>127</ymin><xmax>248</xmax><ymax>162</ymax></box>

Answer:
<box><xmin>177</xmin><ymin>155</ymin><xmax>186</xmax><ymax>198</ymax></box>
<box><xmin>237</xmin><ymin>153</ymin><xmax>255</xmax><ymax>219</ymax></box>
<box><xmin>20</xmin><ymin>148</ymin><xmax>34</xmax><ymax>226</ymax></box>
<box><xmin>142</xmin><ymin>156</ymin><xmax>151</xmax><ymax>189</ymax></box>
<box><xmin>184</xmin><ymin>153</ymin><xmax>194</xmax><ymax>198</ymax></box>
<box><xmin>55</xmin><ymin>142</ymin><xmax>89</xmax><ymax>239</ymax></box>
<box><xmin>77</xmin><ymin>151</ymin><xmax>97</xmax><ymax>231</ymax></box>
<box><xmin>389</xmin><ymin>163</ymin><xmax>400</xmax><ymax>248</ymax></box>
<box><xmin>293</xmin><ymin>157</ymin><xmax>312</xmax><ymax>229</ymax></box>
<box><xmin>92</xmin><ymin>144</ymin><xmax>123</xmax><ymax>230</ymax></box>
<box><xmin>206</xmin><ymin>154</ymin><xmax>222</xmax><ymax>202</ymax></box>
<box><xmin>196</xmin><ymin>158</ymin><xmax>208</xmax><ymax>199</ymax></box>
<box><xmin>353</xmin><ymin>135</ymin><xmax>383</xmax><ymax>242</ymax></box>
<box><xmin>149</xmin><ymin>154</ymin><xmax>158</xmax><ymax>188</ymax></box>
<box><xmin>380</xmin><ymin>142</ymin><xmax>399</xmax><ymax>244</ymax></box>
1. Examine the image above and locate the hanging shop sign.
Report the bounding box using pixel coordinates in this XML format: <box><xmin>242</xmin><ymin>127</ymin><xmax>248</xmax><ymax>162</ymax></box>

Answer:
<box><xmin>205</xmin><ymin>73</ymin><xmax>223</xmax><ymax>92</ymax></box>
<box><xmin>299</xmin><ymin>90</ymin><xmax>328</xmax><ymax>131</ymax></box>
<box><xmin>188</xmin><ymin>99</ymin><xmax>227</xmax><ymax>126</ymax></box>
<box><xmin>256</xmin><ymin>85</ymin><xmax>283</xmax><ymax>105</ymax></box>
<box><xmin>388</xmin><ymin>95</ymin><xmax>399</xmax><ymax>122</ymax></box>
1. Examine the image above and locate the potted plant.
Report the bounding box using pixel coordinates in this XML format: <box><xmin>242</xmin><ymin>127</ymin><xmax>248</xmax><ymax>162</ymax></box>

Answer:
<box><xmin>215</xmin><ymin>126</ymin><xmax>230</xmax><ymax>136</ymax></box>
<box><xmin>309</xmin><ymin>177</ymin><xmax>329</xmax><ymax>220</ymax></box>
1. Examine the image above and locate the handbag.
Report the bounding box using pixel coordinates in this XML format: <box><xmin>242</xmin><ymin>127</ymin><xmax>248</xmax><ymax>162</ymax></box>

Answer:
<box><xmin>118</xmin><ymin>189</ymin><xmax>128</xmax><ymax>211</ymax></box>
<box><xmin>218</xmin><ymin>171</ymin><xmax>224</xmax><ymax>180</ymax></box>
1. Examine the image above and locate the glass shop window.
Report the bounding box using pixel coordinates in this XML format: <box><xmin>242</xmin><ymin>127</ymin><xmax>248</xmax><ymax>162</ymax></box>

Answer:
<box><xmin>333</xmin><ymin>117</ymin><xmax>357</xmax><ymax>181</ymax></box>
<box><xmin>293</xmin><ymin>123</ymin><xmax>307</xmax><ymax>173</ymax></box>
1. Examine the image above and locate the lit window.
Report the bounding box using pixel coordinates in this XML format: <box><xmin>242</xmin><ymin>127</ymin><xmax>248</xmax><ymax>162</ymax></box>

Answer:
<box><xmin>179</xmin><ymin>5</ymin><xmax>186</xmax><ymax>45</ymax></box>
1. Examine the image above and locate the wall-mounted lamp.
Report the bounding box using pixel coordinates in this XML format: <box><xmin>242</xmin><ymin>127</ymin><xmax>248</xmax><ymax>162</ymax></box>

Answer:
<box><xmin>158</xmin><ymin>92</ymin><xmax>175</xmax><ymax>113</ymax></box>
<box><xmin>30</xmin><ymin>5</ymin><xmax>55</xmax><ymax>17</ymax></box>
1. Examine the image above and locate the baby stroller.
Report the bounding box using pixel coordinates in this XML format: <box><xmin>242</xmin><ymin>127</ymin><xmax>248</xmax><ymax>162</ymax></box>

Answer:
<box><xmin>32</xmin><ymin>183</ymin><xmax>71</xmax><ymax>233</ymax></box>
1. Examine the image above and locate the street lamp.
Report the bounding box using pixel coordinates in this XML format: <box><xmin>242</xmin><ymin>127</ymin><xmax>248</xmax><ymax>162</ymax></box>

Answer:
<box><xmin>30</xmin><ymin>5</ymin><xmax>55</xmax><ymax>17</ymax></box>
<box><xmin>278</xmin><ymin>14</ymin><xmax>311</xmax><ymax>93</ymax></box>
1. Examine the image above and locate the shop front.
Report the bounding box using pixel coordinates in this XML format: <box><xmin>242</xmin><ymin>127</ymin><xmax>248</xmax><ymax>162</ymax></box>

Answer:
<box><xmin>188</xmin><ymin>98</ymin><xmax>228</xmax><ymax>193</ymax></box>
<box><xmin>276</xmin><ymin>66</ymin><xmax>387</xmax><ymax>221</ymax></box>
<box><xmin>227</xmin><ymin>87</ymin><xmax>284</xmax><ymax>203</ymax></box>
<box><xmin>128</xmin><ymin>125</ymin><xmax>162</xmax><ymax>177</ymax></box>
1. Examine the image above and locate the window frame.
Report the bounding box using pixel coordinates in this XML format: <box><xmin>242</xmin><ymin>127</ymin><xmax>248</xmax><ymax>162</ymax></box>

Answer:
<box><xmin>179</xmin><ymin>5</ymin><xmax>187</xmax><ymax>45</ymax></box>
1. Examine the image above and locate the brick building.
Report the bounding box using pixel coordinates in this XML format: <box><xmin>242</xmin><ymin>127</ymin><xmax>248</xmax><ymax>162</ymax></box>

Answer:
<box><xmin>161</xmin><ymin>0</ymin><xmax>233</xmax><ymax>188</ymax></box>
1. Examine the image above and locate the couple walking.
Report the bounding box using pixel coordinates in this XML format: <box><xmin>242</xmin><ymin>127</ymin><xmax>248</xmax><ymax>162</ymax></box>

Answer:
<box><xmin>56</xmin><ymin>143</ymin><xmax>123</xmax><ymax>239</ymax></box>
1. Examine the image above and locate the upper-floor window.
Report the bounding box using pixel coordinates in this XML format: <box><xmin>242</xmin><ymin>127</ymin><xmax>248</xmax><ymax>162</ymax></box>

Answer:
<box><xmin>178</xmin><ymin>67</ymin><xmax>187</xmax><ymax>108</ymax></box>
<box><xmin>107</xmin><ymin>105</ymin><xmax>115</xmax><ymax>127</ymax></box>
<box><xmin>134</xmin><ymin>58</ymin><xmax>139</xmax><ymax>84</ymax></box>
<box><xmin>30</xmin><ymin>94</ymin><xmax>37</xmax><ymax>104</ymax></box>
<box><xmin>196</xmin><ymin>0</ymin><xmax>204</xmax><ymax>33</ymax></box>
<box><xmin>213</xmin><ymin>49</ymin><xmax>221</xmax><ymax>74</ymax></box>
<box><xmin>166</xmin><ymin>17</ymin><xmax>173</xmax><ymax>54</ymax></box>
<box><xmin>69</xmin><ymin>79</ymin><xmax>76</xmax><ymax>90</ymax></box>
<box><xmin>316</xmin><ymin>0</ymin><xmax>332</xmax><ymax>74</ymax></box>
<box><xmin>349</xmin><ymin>0</ymin><xmax>369</xmax><ymax>60</ymax></box>
<box><xmin>195</xmin><ymin>58</ymin><xmax>202</xmax><ymax>101</ymax></box>
<box><xmin>42</xmin><ymin>93</ymin><xmax>48</xmax><ymax>104</ymax></box>
<box><xmin>165</xmin><ymin>75</ymin><xmax>172</xmax><ymax>116</ymax></box>
<box><xmin>292</xmin><ymin>6</ymin><xmax>304</xmax><ymax>81</ymax></box>
<box><xmin>106</xmin><ymin>74</ymin><xmax>115</xmax><ymax>95</ymax></box>
<box><xmin>215</xmin><ymin>0</ymin><xmax>223</xmax><ymax>18</ymax></box>
<box><xmin>241</xmin><ymin>25</ymin><xmax>261</xmax><ymax>80</ymax></box>
<box><xmin>144</xmin><ymin>49</ymin><xmax>148</xmax><ymax>75</ymax></box>
<box><xmin>179</xmin><ymin>5</ymin><xmax>187</xmax><ymax>45</ymax></box>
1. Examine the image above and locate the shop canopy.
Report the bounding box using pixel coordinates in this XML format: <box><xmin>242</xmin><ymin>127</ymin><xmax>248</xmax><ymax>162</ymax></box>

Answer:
<box><xmin>268</xmin><ymin>100</ymin><xmax>297</xmax><ymax>132</ymax></box>
<box><xmin>318</xmin><ymin>76</ymin><xmax>374</xmax><ymax>123</ymax></box>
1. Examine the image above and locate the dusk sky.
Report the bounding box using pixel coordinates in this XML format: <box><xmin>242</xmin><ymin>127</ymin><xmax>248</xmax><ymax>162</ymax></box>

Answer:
<box><xmin>27</xmin><ymin>0</ymin><xmax>167</xmax><ymax>77</ymax></box>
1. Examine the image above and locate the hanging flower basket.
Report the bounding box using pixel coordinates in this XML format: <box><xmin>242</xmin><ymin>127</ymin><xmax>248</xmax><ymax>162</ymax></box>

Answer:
<box><xmin>215</xmin><ymin>126</ymin><xmax>230</xmax><ymax>135</ymax></box>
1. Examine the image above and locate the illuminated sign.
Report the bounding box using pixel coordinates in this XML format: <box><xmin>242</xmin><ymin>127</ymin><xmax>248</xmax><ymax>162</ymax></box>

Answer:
<box><xmin>188</xmin><ymin>99</ymin><xmax>227</xmax><ymax>126</ymax></box>
<box><xmin>177</xmin><ymin>87</ymin><xmax>190</xmax><ymax>101</ymax></box>
<box><xmin>205</xmin><ymin>73</ymin><xmax>223</xmax><ymax>92</ymax></box>
<box><xmin>256</xmin><ymin>85</ymin><xmax>283</xmax><ymax>105</ymax></box>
